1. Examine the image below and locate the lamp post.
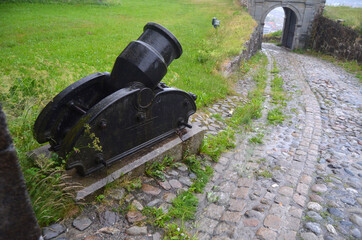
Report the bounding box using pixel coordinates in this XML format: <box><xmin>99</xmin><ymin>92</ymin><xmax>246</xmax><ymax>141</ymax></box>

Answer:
<box><xmin>212</xmin><ymin>17</ymin><xmax>220</xmax><ymax>29</ymax></box>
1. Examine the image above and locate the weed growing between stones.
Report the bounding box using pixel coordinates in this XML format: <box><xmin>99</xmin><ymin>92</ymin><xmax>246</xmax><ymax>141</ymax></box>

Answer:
<box><xmin>163</xmin><ymin>223</ymin><xmax>197</xmax><ymax>240</ymax></box>
<box><xmin>267</xmin><ymin>108</ymin><xmax>285</xmax><ymax>125</ymax></box>
<box><xmin>249</xmin><ymin>133</ymin><xmax>264</xmax><ymax>144</ymax></box>
<box><xmin>267</xmin><ymin>62</ymin><xmax>287</xmax><ymax>125</ymax></box>
<box><xmin>201</xmin><ymin>128</ymin><xmax>236</xmax><ymax>161</ymax></box>
<box><xmin>142</xmin><ymin>155</ymin><xmax>212</xmax><ymax>237</ymax></box>
<box><xmin>183</xmin><ymin>155</ymin><xmax>213</xmax><ymax>193</ymax></box>
<box><xmin>146</xmin><ymin>157</ymin><xmax>179</xmax><ymax>181</ymax></box>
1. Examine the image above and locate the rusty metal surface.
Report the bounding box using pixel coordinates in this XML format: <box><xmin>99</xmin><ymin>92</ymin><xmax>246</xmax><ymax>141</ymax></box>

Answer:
<box><xmin>0</xmin><ymin>103</ymin><xmax>41</xmax><ymax>240</ymax></box>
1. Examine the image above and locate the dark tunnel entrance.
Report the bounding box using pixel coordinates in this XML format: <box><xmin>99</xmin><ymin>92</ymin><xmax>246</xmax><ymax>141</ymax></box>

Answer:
<box><xmin>282</xmin><ymin>7</ymin><xmax>297</xmax><ymax>49</ymax></box>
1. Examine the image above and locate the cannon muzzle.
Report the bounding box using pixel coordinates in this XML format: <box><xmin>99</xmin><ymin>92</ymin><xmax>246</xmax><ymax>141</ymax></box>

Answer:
<box><xmin>107</xmin><ymin>22</ymin><xmax>183</xmax><ymax>91</ymax></box>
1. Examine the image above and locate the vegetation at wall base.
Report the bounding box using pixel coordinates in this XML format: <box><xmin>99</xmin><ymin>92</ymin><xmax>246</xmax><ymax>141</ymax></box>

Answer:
<box><xmin>0</xmin><ymin>0</ymin><xmax>255</xmax><ymax>225</ymax></box>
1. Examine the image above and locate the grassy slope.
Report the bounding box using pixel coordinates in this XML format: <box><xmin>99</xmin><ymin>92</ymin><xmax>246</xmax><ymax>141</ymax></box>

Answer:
<box><xmin>323</xmin><ymin>5</ymin><xmax>362</xmax><ymax>33</ymax></box>
<box><xmin>0</xmin><ymin>0</ymin><xmax>255</xmax><ymax>225</ymax></box>
<box><xmin>0</xmin><ymin>0</ymin><xmax>255</xmax><ymax>161</ymax></box>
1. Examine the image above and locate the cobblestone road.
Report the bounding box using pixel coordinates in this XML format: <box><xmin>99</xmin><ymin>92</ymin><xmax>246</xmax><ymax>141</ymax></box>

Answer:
<box><xmin>191</xmin><ymin>43</ymin><xmax>361</xmax><ymax>240</ymax></box>
<box><xmin>43</xmin><ymin>44</ymin><xmax>361</xmax><ymax>240</ymax></box>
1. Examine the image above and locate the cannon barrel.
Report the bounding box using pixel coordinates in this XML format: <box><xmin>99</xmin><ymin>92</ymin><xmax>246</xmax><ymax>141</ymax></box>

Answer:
<box><xmin>107</xmin><ymin>22</ymin><xmax>182</xmax><ymax>92</ymax></box>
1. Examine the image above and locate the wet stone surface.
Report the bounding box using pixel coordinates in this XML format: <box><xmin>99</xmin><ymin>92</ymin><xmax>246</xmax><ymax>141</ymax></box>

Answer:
<box><xmin>41</xmin><ymin>43</ymin><xmax>361</xmax><ymax>239</ymax></box>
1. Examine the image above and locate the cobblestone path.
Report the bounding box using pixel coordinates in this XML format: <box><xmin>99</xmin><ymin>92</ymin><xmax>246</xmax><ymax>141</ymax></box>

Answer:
<box><xmin>42</xmin><ymin>44</ymin><xmax>361</xmax><ymax>240</ymax></box>
<box><xmin>190</xmin><ymin>43</ymin><xmax>361</xmax><ymax>240</ymax></box>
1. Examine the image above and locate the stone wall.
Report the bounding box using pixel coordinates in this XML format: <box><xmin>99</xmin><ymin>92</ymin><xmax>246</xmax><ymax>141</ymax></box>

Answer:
<box><xmin>310</xmin><ymin>16</ymin><xmax>362</xmax><ymax>63</ymax></box>
<box><xmin>222</xmin><ymin>25</ymin><xmax>262</xmax><ymax>76</ymax></box>
<box><xmin>239</xmin><ymin>0</ymin><xmax>248</xmax><ymax>8</ymax></box>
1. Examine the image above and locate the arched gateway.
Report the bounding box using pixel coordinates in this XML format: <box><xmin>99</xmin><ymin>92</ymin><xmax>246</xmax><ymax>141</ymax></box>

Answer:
<box><xmin>246</xmin><ymin>0</ymin><xmax>325</xmax><ymax>49</ymax></box>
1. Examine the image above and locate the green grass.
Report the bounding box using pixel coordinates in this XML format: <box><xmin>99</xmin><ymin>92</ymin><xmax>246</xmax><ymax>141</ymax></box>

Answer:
<box><xmin>324</xmin><ymin>6</ymin><xmax>362</xmax><ymax>33</ymax></box>
<box><xmin>201</xmin><ymin>127</ymin><xmax>236</xmax><ymax>161</ymax></box>
<box><xmin>249</xmin><ymin>133</ymin><xmax>264</xmax><ymax>144</ymax></box>
<box><xmin>0</xmin><ymin>0</ymin><xmax>255</xmax><ymax>225</ymax></box>
<box><xmin>267</xmin><ymin>108</ymin><xmax>285</xmax><ymax>125</ymax></box>
<box><xmin>146</xmin><ymin>156</ymin><xmax>178</xmax><ymax>181</ymax></box>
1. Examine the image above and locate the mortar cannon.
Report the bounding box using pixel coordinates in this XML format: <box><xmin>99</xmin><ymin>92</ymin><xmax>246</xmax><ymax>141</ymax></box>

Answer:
<box><xmin>33</xmin><ymin>22</ymin><xmax>197</xmax><ymax>176</ymax></box>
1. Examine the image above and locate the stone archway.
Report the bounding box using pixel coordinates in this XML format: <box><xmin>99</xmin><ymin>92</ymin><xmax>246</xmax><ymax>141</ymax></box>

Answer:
<box><xmin>246</xmin><ymin>0</ymin><xmax>325</xmax><ymax>49</ymax></box>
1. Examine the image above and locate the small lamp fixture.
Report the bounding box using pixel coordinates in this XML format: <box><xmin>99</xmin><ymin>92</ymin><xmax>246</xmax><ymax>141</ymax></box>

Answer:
<box><xmin>212</xmin><ymin>17</ymin><xmax>220</xmax><ymax>29</ymax></box>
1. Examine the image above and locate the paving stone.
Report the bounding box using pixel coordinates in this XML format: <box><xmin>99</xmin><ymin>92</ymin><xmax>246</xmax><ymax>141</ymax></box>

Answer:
<box><xmin>168</xmin><ymin>179</ymin><xmax>182</xmax><ymax>189</ymax></box>
<box><xmin>244</xmin><ymin>210</ymin><xmax>263</xmax><ymax>219</ymax></box>
<box><xmin>307</xmin><ymin>211</ymin><xmax>323</xmax><ymax>221</ymax></box>
<box><xmin>72</xmin><ymin>216</ymin><xmax>92</xmax><ymax>231</ymax></box>
<box><xmin>196</xmin><ymin>232</ymin><xmax>211</xmax><ymax>240</ymax></box>
<box><xmin>228</xmin><ymin>199</ymin><xmax>246</xmax><ymax>212</ymax></box>
<box><xmin>327</xmin><ymin>207</ymin><xmax>344</xmax><ymax>218</ymax></box>
<box><xmin>263</xmin><ymin>215</ymin><xmax>281</xmax><ymax>230</ymax></box>
<box><xmin>287</xmin><ymin>216</ymin><xmax>301</xmax><ymax>231</ymax></box>
<box><xmin>232</xmin><ymin>187</ymin><xmax>249</xmax><ymax>199</ymax></box>
<box><xmin>299</xmin><ymin>175</ymin><xmax>313</xmax><ymax>185</ymax></box>
<box><xmin>325</xmin><ymin>224</ymin><xmax>337</xmax><ymax>235</ymax></box>
<box><xmin>350</xmin><ymin>214</ymin><xmax>362</xmax><ymax>227</ymax></box>
<box><xmin>221</xmin><ymin>211</ymin><xmax>242</xmax><ymax>223</ymax></box>
<box><xmin>237</xmin><ymin>178</ymin><xmax>253</xmax><ymax>187</ymax></box>
<box><xmin>147</xmin><ymin>199</ymin><xmax>162</xmax><ymax>207</ymax></box>
<box><xmin>198</xmin><ymin>218</ymin><xmax>219</xmax><ymax>234</ymax></box>
<box><xmin>126</xmin><ymin>211</ymin><xmax>146</xmax><ymax>223</ymax></box>
<box><xmin>289</xmin><ymin>206</ymin><xmax>303</xmax><ymax>218</ymax></box>
<box><xmin>101</xmin><ymin>210</ymin><xmax>118</xmax><ymax>226</ymax></box>
<box><xmin>132</xmin><ymin>200</ymin><xmax>144</xmax><ymax>211</ymax></box>
<box><xmin>142</xmin><ymin>184</ymin><xmax>161</xmax><ymax>195</ymax></box>
<box><xmin>219</xmin><ymin>181</ymin><xmax>237</xmax><ymax>193</ymax></box>
<box><xmin>305</xmin><ymin>222</ymin><xmax>321</xmax><ymax>235</ymax></box>
<box><xmin>158</xmin><ymin>181</ymin><xmax>171</xmax><ymax>190</ymax></box>
<box><xmin>177</xmin><ymin>163</ymin><xmax>188</xmax><ymax>171</ymax></box>
<box><xmin>307</xmin><ymin>202</ymin><xmax>323</xmax><ymax>212</ymax></box>
<box><xmin>297</xmin><ymin>183</ymin><xmax>309</xmax><ymax>195</ymax></box>
<box><xmin>279</xmin><ymin>230</ymin><xmax>296</xmax><ymax>240</ymax></box>
<box><xmin>255</xmin><ymin>227</ymin><xmax>277</xmax><ymax>240</ymax></box>
<box><xmin>214</xmin><ymin>192</ymin><xmax>230</xmax><ymax>205</ymax></box>
<box><xmin>351</xmin><ymin>228</ymin><xmax>361</xmax><ymax>239</ymax></box>
<box><xmin>96</xmin><ymin>227</ymin><xmax>120</xmax><ymax>235</ymax></box>
<box><xmin>126</xmin><ymin>226</ymin><xmax>147</xmax><ymax>236</ymax></box>
<box><xmin>43</xmin><ymin>223</ymin><xmax>66</xmax><ymax>240</ymax></box>
<box><xmin>243</xmin><ymin>218</ymin><xmax>259</xmax><ymax>227</ymax></box>
<box><xmin>300</xmin><ymin>232</ymin><xmax>319</xmax><ymax>240</ymax></box>
<box><xmin>214</xmin><ymin>222</ymin><xmax>236</xmax><ymax>237</ymax></box>
<box><xmin>163</xmin><ymin>192</ymin><xmax>176</xmax><ymax>203</ymax></box>
<box><xmin>179</xmin><ymin>176</ymin><xmax>193</xmax><ymax>187</ymax></box>
<box><xmin>309</xmin><ymin>194</ymin><xmax>324</xmax><ymax>203</ymax></box>
<box><xmin>205</xmin><ymin>204</ymin><xmax>225</xmax><ymax>220</ymax></box>
<box><xmin>311</xmin><ymin>184</ymin><xmax>328</xmax><ymax>193</ymax></box>
<box><xmin>153</xmin><ymin>232</ymin><xmax>162</xmax><ymax>240</ymax></box>
<box><xmin>293</xmin><ymin>193</ymin><xmax>307</xmax><ymax>207</ymax></box>
<box><xmin>278</xmin><ymin>186</ymin><xmax>294</xmax><ymax>197</ymax></box>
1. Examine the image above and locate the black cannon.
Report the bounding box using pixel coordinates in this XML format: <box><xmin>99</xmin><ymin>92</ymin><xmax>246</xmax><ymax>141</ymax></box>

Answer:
<box><xmin>33</xmin><ymin>22</ymin><xmax>197</xmax><ymax>176</ymax></box>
